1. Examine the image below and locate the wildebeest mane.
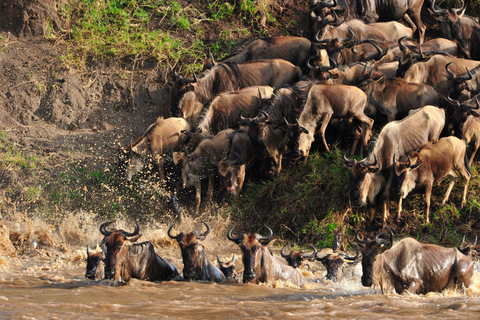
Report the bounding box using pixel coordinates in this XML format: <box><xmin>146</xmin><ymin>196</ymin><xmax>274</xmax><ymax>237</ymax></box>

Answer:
<box><xmin>196</xmin><ymin>100</ymin><xmax>213</xmax><ymax>132</ymax></box>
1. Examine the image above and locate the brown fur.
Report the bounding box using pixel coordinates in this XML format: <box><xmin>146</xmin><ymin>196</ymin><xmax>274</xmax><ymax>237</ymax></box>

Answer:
<box><xmin>394</xmin><ymin>136</ymin><xmax>471</xmax><ymax>223</ymax></box>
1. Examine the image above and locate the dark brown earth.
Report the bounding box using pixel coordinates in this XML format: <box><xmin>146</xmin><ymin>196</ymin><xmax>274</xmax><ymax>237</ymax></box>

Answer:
<box><xmin>0</xmin><ymin>0</ymin><xmax>311</xmax><ymax>220</ymax></box>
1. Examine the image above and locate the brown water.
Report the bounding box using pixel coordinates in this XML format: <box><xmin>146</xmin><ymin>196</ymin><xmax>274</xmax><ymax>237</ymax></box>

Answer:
<box><xmin>1</xmin><ymin>214</ymin><xmax>480</xmax><ymax>319</ymax></box>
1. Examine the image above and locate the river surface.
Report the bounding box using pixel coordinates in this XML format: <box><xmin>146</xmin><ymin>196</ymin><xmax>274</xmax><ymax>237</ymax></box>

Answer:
<box><xmin>1</xmin><ymin>218</ymin><xmax>480</xmax><ymax>319</ymax></box>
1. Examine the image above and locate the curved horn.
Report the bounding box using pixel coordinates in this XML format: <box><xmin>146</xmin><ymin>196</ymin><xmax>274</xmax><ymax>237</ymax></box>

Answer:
<box><xmin>255</xmin><ymin>225</ymin><xmax>274</xmax><ymax>242</ymax></box>
<box><xmin>359</xmin><ymin>153</ymin><xmax>378</xmax><ymax>168</ymax></box>
<box><xmin>339</xmin><ymin>247</ymin><xmax>359</xmax><ymax>260</ymax></box>
<box><xmin>258</xmin><ymin>88</ymin><xmax>263</xmax><ymax>101</ymax></box>
<box><xmin>445</xmin><ymin>62</ymin><xmax>456</xmax><ymax>81</ymax></box>
<box><xmin>313</xmin><ymin>0</ymin><xmax>337</xmax><ymax>11</ymax></box>
<box><xmin>364</xmin><ymin>40</ymin><xmax>384</xmax><ymax>61</ymax></box>
<box><xmin>474</xmin><ymin>236</ymin><xmax>478</xmax><ymax>246</ymax></box>
<box><xmin>452</xmin><ymin>0</ymin><xmax>465</xmax><ymax>14</ymax></box>
<box><xmin>195</xmin><ymin>221</ymin><xmax>211</xmax><ymax>238</ymax></box>
<box><xmin>430</xmin><ymin>0</ymin><xmax>447</xmax><ymax>16</ymax></box>
<box><xmin>315</xmin><ymin>250</ymin><xmax>330</xmax><ymax>261</ymax></box>
<box><xmin>99</xmin><ymin>221</ymin><xmax>114</xmax><ymax>236</ymax></box>
<box><xmin>445</xmin><ymin>89</ymin><xmax>461</xmax><ymax>108</ymax></box>
<box><xmin>456</xmin><ymin>67</ymin><xmax>473</xmax><ymax>82</ymax></box>
<box><xmin>339</xmin><ymin>27</ymin><xmax>354</xmax><ymax>44</ymax></box>
<box><xmin>121</xmin><ymin>222</ymin><xmax>140</xmax><ymax>237</ymax></box>
<box><xmin>306</xmin><ymin>56</ymin><xmax>320</xmax><ymax>70</ymax></box>
<box><xmin>192</xmin><ymin>71</ymin><xmax>198</xmax><ymax>83</ymax></box>
<box><xmin>398</xmin><ymin>36</ymin><xmax>408</xmax><ymax>53</ymax></box>
<box><xmin>281</xmin><ymin>244</ymin><xmax>292</xmax><ymax>258</ymax></box>
<box><xmin>343</xmin><ymin>152</ymin><xmax>356</xmax><ymax>167</ymax></box>
<box><xmin>227</xmin><ymin>225</ymin><xmax>245</xmax><ymax>243</ymax></box>
<box><xmin>255</xmin><ymin>110</ymin><xmax>269</xmax><ymax>124</ymax></box>
<box><xmin>217</xmin><ymin>254</ymin><xmax>222</xmax><ymax>266</ymax></box>
<box><xmin>167</xmin><ymin>223</ymin><xmax>182</xmax><ymax>240</ymax></box>
<box><xmin>303</xmin><ymin>244</ymin><xmax>317</xmax><ymax>260</ymax></box>
<box><xmin>86</xmin><ymin>246</ymin><xmax>90</xmax><ymax>256</ymax></box>
<box><xmin>355</xmin><ymin>227</ymin><xmax>368</xmax><ymax>244</ymax></box>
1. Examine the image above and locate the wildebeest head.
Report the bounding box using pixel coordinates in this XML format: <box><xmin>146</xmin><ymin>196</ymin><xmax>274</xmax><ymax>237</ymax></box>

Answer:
<box><xmin>445</xmin><ymin>91</ymin><xmax>480</xmax><ymax>137</ymax></box>
<box><xmin>458</xmin><ymin>235</ymin><xmax>479</xmax><ymax>257</ymax></box>
<box><xmin>344</xmin><ymin>153</ymin><xmax>382</xmax><ymax>207</ymax></box>
<box><xmin>217</xmin><ymin>254</ymin><xmax>236</xmax><ymax>279</ymax></box>
<box><xmin>100</xmin><ymin>221</ymin><xmax>141</xmax><ymax>280</ymax></box>
<box><xmin>315</xmin><ymin>246</ymin><xmax>359</xmax><ymax>282</ymax></box>
<box><xmin>394</xmin><ymin>153</ymin><xmax>422</xmax><ymax>199</ymax></box>
<box><xmin>85</xmin><ymin>246</ymin><xmax>105</xmax><ymax>280</ymax></box>
<box><xmin>227</xmin><ymin>225</ymin><xmax>274</xmax><ymax>283</ymax></box>
<box><xmin>429</xmin><ymin>0</ymin><xmax>467</xmax><ymax>42</ymax></box>
<box><xmin>281</xmin><ymin>244</ymin><xmax>316</xmax><ymax>269</ymax></box>
<box><xmin>168</xmin><ymin>221</ymin><xmax>211</xmax><ymax>281</ymax></box>
<box><xmin>355</xmin><ymin>227</ymin><xmax>394</xmax><ymax>287</ymax></box>
<box><xmin>444</xmin><ymin>62</ymin><xmax>479</xmax><ymax>101</ymax></box>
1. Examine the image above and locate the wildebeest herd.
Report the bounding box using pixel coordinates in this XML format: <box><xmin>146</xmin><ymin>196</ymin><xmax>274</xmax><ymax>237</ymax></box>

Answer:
<box><xmin>85</xmin><ymin>218</ymin><xmax>478</xmax><ymax>294</ymax></box>
<box><xmin>105</xmin><ymin>0</ymin><xmax>480</xmax><ymax>294</ymax></box>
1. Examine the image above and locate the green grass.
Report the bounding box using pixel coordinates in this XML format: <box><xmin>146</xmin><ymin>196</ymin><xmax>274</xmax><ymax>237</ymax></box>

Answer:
<box><xmin>0</xmin><ymin>132</ymin><xmax>40</xmax><ymax>171</ymax></box>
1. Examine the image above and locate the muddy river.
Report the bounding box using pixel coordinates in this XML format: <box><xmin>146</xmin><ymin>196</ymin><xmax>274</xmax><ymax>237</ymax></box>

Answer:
<box><xmin>0</xmin><ymin>216</ymin><xmax>479</xmax><ymax>319</ymax></box>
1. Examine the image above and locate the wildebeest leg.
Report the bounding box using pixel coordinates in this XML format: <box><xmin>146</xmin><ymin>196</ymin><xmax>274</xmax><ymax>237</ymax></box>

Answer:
<box><xmin>397</xmin><ymin>196</ymin><xmax>403</xmax><ymax>222</ymax></box>
<box><xmin>155</xmin><ymin>156</ymin><xmax>165</xmax><ymax>182</ymax></box>
<box><xmin>458</xmin><ymin>164</ymin><xmax>471</xmax><ymax>208</ymax></box>
<box><xmin>403</xmin><ymin>14</ymin><xmax>416</xmax><ymax>33</ymax></box>
<box><xmin>318</xmin><ymin>113</ymin><xmax>332</xmax><ymax>153</ymax></box>
<box><xmin>350</xmin><ymin>122</ymin><xmax>361</xmax><ymax>157</ymax></box>
<box><xmin>441</xmin><ymin>171</ymin><xmax>457</xmax><ymax>206</ymax></box>
<box><xmin>275</xmin><ymin>154</ymin><xmax>283</xmax><ymax>177</ymax></box>
<box><xmin>194</xmin><ymin>179</ymin><xmax>202</xmax><ymax>215</ymax></box>
<box><xmin>453</xmin><ymin>259</ymin><xmax>474</xmax><ymax>288</ymax></box>
<box><xmin>358</xmin><ymin>115</ymin><xmax>373</xmax><ymax>153</ymax></box>
<box><xmin>382</xmin><ymin>169</ymin><xmax>394</xmax><ymax>225</ymax></box>
<box><xmin>235</xmin><ymin>165</ymin><xmax>246</xmax><ymax>197</ymax></box>
<box><xmin>407</xmin><ymin>6</ymin><xmax>426</xmax><ymax>44</ymax></box>
<box><xmin>425</xmin><ymin>183</ymin><xmax>433</xmax><ymax>224</ymax></box>
<box><xmin>469</xmin><ymin>139</ymin><xmax>480</xmax><ymax>167</ymax></box>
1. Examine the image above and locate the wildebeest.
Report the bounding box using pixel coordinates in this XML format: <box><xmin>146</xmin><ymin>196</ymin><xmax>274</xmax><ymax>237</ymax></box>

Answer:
<box><xmin>394</xmin><ymin>136</ymin><xmax>471</xmax><ymax>223</ymax></box>
<box><xmin>217</xmin><ymin>254</ymin><xmax>238</xmax><ymax>280</ymax></box>
<box><xmin>444</xmin><ymin>94</ymin><xmax>480</xmax><ymax>157</ymax></box>
<box><xmin>280</xmin><ymin>244</ymin><xmax>316</xmax><ymax>269</ymax></box>
<box><xmin>429</xmin><ymin>0</ymin><xmax>480</xmax><ymax>58</ymax></box>
<box><xmin>295</xmin><ymin>83</ymin><xmax>373</xmax><ymax>163</ymax></box>
<box><xmin>356</xmin><ymin>227</ymin><xmax>473</xmax><ymax>294</ymax></box>
<box><xmin>358</xmin><ymin>76</ymin><xmax>444</xmax><ymax>122</ymax></box>
<box><xmin>317</xmin><ymin>19</ymin><xmax>413</xmax><ymax>44</ymax></box>
<box><xmin>243</xmin><ymin>85</ymin><xmax>306</xmax><ymax>176</ymax></box>
<box><xmin>168</xmin><ymin>221</ymin><xmax>225</xmax><ymax>282</ymax></box>
<box><xmin>463</xmin><ymin>112</ymin><xmax>480</xmax><ymax>166</ymax></box>
<box><xmin>196</xmin><ymin>86</ymin><xmax>274</xmax><ymax>135</ymax></box>
<box><xmin>458</xmin><ymin>235</ymin><xmax>480</xmax><ymax>259</ymax></box>
<box><xmin>227</xmin><ymin>225</ymin><xmax>308</xmax><ymax>286</ymax></box>
<box><xmin>85</xmin><ymin>246</ymin><xmax>104</xmax><ymax>280</ymax></box>
<box><xmin>312</xmin><ymin>0</ymin><xmax>426</xmax><ymax>43</ymax></box>
<box><xmin>100</xmin><ymin>221</ymin><xmax>179</xmax><ymax>282</ymax></box>
<box><xmin>445</xmin><ymin>63</ymin><xmax>480</xmax><ymax>101</ymax></box>
<box><xmin>315</xmin><ymin>246</ymin><xmax>359</xmax><ymax>282</ymax></box>
<box><xmin>121</xmin><ymin>116</ymin><xmax>191</xmax><ymax>182</ymax></box>
<box><xmin>401</xmin><ymin>55</ymin><xmax>480</xmax><ymax>95</ymax></box>
<box><xmin>174</xmin><ymin>129</ymin><xmax>234</xmax><ymax>214</ymax></box>
<box><xmin>173</xmin><ymin>59</ymin><xmax>301</xmax><ymax>126</ymax></box>
<box><xmin>208</xmin><ymin>36</ymin><xmax>325</xmax><ymax>73</ymax></box>
<box><xmin>345</xmin><ymin>105</ymin><xmax>445</xmax><ymax>224</ymax></box>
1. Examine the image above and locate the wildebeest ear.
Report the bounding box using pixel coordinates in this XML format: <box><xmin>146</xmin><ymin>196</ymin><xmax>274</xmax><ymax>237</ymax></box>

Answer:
<box><xmin>262</xmin><ymin>238</ymin><xmax>277</xmax><ymax>247</ymax></box>
<box><xmin>471</xmin><ymin>109</ymin><xmax>480</xmax><ymax>117</ymax></box>
<box><xmin>411</xmin><ymin>162</ymin><xmax>422</xmax><ymax>170</ymax></box>
<box><xmin>126</xmin><ymin>234</ymin><xmax>142</xmax><ymax>243</ymax></box>
<box><xmin>299</xmin><ymin>126</ymin><xmax>309</xmax><ymax>134</ymax></box>
<box><xmin>173</xmin><ymin>152</ymin><xmax>185</xmax><ymax>165</ymax></box>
